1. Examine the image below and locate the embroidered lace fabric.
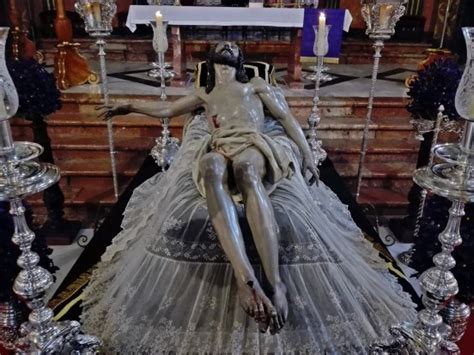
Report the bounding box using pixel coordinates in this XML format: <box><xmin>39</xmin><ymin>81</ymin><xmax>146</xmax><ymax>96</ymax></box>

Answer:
<box><xmin>81</xmin><ymin>114</ymin><xmax>417</xmax><ymax>354</ymax></box>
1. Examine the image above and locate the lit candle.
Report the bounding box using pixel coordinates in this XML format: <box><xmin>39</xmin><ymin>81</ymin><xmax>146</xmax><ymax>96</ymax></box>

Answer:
<box><xmin>317</xmin><ymin>12</ymin><xmax>326</xmax><ymax>56</ymax></box>
<box><xmin>84</xmin><ymin>1</ymin><xmax>95</xmax><ymax>27</ymax></box>
<box><xmin>92</xmin><ymin>2</ymin><xmax>102</xmax><ymax>26</ymax></box>
<box><xmin>379</xmin><ymin>4</ymin><xmax>393</xmax><ymax>30</ymax></box>
<box><xmin>156</xmin><ymin>11</ymin><xmax>163</xmax><ymax>25</ymax></box>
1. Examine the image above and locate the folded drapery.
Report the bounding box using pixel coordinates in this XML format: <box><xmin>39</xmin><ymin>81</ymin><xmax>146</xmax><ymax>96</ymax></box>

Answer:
<box><xmin>79</xmin><ymin>114</ymin><xmax>417</xmax><ymax>353</ymax></box>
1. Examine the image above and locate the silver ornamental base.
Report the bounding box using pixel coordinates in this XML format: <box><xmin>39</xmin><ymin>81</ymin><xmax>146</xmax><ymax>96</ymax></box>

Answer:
<box><xmin>440</xmin><ymin>299</ymin><xmax>471</xmax><ymax>342</ymax></box>
<box><xmin>305</xmin><ymin>66</ymin><xmax>333</xmax><ymax>82</ymax></box>
<box><xmin>0</xmin><ymin>300</ymin><xmax>22</xmax><ymax>350</ymax></box>
<box><xmin>148</xmin><ymin>59</ymin><xmax>176</xmax><ymax>82</ymax></box>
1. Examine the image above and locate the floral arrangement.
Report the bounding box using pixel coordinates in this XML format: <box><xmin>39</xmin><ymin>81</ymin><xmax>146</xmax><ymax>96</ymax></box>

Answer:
<box><xmin>7</xmin><ymin>58</ymin><xmax>62</xmax><ymax>119</ymax></box>
<box><xmin>407</xmin><ymin>58</ymin><xmax>462</xmax><ymax>121</ymax></box>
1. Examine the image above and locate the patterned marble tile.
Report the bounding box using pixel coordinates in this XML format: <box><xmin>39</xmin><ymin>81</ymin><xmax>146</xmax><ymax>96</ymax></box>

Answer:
<box><xmin>60</xmin><ymin>60</ymin><xmax>417</xmax><ymax>98</ymax></box>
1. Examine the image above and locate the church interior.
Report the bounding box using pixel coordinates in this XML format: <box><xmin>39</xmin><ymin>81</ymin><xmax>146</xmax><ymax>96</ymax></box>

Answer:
<box><xmin>0</xmin><ymin>0</ymin><xmax>473</xmax><ymax>353</ymax></box>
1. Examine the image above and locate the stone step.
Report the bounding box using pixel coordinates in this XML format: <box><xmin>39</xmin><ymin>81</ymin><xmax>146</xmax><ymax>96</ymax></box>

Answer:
<box><xmin>12</xmin><ymin>113</ymin><xmax>414</xmax><ymax>141</ymax></box>
<box><xmin>51</xmin><ymin>155</ymin><xmax>415</xmax><ymax>195</ymax></box>
<box><xmin>54</xmin><ymin>93</ymin><xmax>412</xmax><ymax>120</ymax></box>
<box><xmin>26</xmin><ymin>186</ymin><xmax>117</xmax><ymax>227</ymax></box>
<box><xmin>323</xmin><ymin>139</ymin><xmax>419</xmax><ymax>163</ymax></box>
<box><xmin>340</xmin><ymin>40</ymin><xmax>430</xmax><ymax>65</ymax></box>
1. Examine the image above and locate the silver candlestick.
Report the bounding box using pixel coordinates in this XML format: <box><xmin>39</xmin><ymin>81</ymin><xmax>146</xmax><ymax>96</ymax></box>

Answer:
<box><xmin>370</xmin><ymin>27</ymin><xmax>474</xmax><ymax>355</ymax></box>
<box><xmin>148</xmin><ymin>20</ymin><xmax>176</xmax><ymax>84</ymax></box>
<box><xmin>75</xmin><ymin>0</ymin><xmax>119</xmax><ymax>199</ymax></box>
<box><xmin>355</xmin><ymin>0</ymin><xmax>408</xmax><ymax>200</ymax></box>
<box><xmin>307</xmin><ymin>22</ymin><xmax>331</xmax><ymax>167</ymax></box>
<box><xmin>397</xmin><ymin>106</ymin><xmax>445</xmax><ymax>265</ymax></box>
<box><xmin>0</xmin><ymin>27</ymin><xmax>101</xmax><ymax>353</ymax></box>
<box><xmin>149</xmin><ymin>20</ymin><xmax>179</xmax><ymax>169</ymax></box>
<box><xmin>398</xmin><ymin>106</ymin><xmax>463</xmax><ymax>265</ymax></box>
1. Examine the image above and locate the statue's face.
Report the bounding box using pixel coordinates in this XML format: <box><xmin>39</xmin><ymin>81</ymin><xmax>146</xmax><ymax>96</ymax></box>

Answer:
<box><xmin>215</xmin><ymin>41</ymin><xmax>240</xmax><ymax>61</ymax></box>
<box><xmin>212</xmin><ymin>42</ymin><xmax>240</xmax><ymax>82</ymax></box>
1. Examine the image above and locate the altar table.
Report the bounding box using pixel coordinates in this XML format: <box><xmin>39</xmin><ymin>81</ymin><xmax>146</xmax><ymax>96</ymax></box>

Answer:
<box><xmin>126</xmin><ymin>6</ymin><xmax>305</xmax><ymax>32</ymax></box>
<box><xmin>125</xmin><ymin>6</ymin><xmax>352</xmax><ymax>86</ymax></box>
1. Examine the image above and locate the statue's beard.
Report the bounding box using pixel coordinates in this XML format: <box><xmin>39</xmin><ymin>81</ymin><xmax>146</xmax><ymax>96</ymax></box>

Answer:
<box><xmin>210</xmin><ymin>49</ymin><xmax>239</xmax><ymax>69</ymax></box>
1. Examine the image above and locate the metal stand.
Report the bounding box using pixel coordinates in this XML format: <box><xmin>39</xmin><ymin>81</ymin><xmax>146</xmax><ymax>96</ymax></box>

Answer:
<box><xmin>149</xmin><ymin>20</ymin><xmax>180</xmax><ymax>169</ymax></box>
<box><xmin>0</xmin><ymin>26</ymin><xmax>100</xmax><ymax>353</ymax></box>
<box><xmin>356</xmin><ymin>0</ymin><xmax>408</xmax><ymax>200</ymax></box>
<box><xmin>370</xmin><ymin>27</ymin><xmax>474</xmax><ymax>355</ymax></box>
<box><xmin>355</xmin><ymin>39</ymin><xmax>383</xmax><ymax>199</ymax></box>
<box><xmin>308</xmin><ymin>54</ymin><xmax>327</xmax><ymax>166</ymax></box>
<box><xmin>75</xmin><ymin>0</ymin><xmax>119</xmax><ymax>199</ymax></box>
<box><xmin>397</xmin><ymin>106</ymin><xmax>445</xmax><ymax>265</ymax></box>
<box><xmin>96</xmin><ymin>37</ymin><xmax>119</xmax><ymax>199</ymax></box>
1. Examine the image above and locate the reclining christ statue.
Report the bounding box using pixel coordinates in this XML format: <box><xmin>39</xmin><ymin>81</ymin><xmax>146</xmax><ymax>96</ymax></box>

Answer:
<box><xmin>83</xmin><ymin>42</ymin><xmax>417</xmax><ymax>353</ymax></box>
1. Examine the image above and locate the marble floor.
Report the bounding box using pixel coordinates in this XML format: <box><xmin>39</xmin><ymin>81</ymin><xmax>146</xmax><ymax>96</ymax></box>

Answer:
<box><xmin>54</xmin><ymin>61</ymin><xmax>416</xmax><ymax>98</ymax></box>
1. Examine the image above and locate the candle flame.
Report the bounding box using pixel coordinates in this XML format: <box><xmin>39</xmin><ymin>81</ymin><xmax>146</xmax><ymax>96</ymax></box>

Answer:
<box><xmin>319</xmin><ymin>12</ymin><xmax>326</xmax><ymax>21</ymax></box>
<box><xmin>156</xmin><ymin>11</ymin><xmax>162</xmax><ymax>17</ymax></box>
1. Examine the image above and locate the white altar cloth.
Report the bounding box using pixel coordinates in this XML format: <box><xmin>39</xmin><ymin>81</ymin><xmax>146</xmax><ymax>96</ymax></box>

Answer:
<box><xmin>126</xmin><ymin>6</ymin><xmax>352</xmax><ymax>33</ymax></box>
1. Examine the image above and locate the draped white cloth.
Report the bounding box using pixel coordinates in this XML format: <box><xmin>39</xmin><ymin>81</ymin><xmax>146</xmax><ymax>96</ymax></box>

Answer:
<box><xmin>81</xmin><ymin>114</ymin><xmax>416</xmax><ymax>354</ymax></box>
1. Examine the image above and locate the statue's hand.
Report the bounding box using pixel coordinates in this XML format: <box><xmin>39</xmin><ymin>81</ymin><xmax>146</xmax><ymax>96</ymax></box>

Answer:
<box><xmin>302</xmin><ymin>151</ymin><xmax>320</xmax><ymax>186</ymax></box>
<box><xmin>96</xmin><ymin>104</ymin><xmax>132</xmax><ymax>121</ymax></box>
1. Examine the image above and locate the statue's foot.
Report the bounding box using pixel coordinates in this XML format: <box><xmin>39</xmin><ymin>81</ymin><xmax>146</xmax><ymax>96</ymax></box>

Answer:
<box><xmin>237</xmin><ymin>278</ymin><xmax>275</xmax><ymax>323</ymax></box>
<box><xmin>268</xmin><ymin>282</ymin><xmax>288</xmax><ymax>335</ymax></box>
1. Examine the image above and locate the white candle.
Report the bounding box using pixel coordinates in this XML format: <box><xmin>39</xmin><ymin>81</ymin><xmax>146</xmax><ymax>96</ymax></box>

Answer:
<box><xmin>155</xmin><ymin>11</ymin><xmax>163</xmax><ymax>25</ymax></box>
<box><xmin>92</xmin><ymin>2</ymin><xmax>101</xmax><ymax>25</ymax></box>
<box><xmin>317</xmin><ymin>12</ymin><xmax>326</xmax><ymax>56</ymax></box>
<box><xmin>379</xmin><ymin>4</ymin><xmax>393</xmax><ymax>29</ymax></box>
<box><xmin>85</xmin><ymin>2</ymin><xmax>95</xmax><ymax>28</ymax></box>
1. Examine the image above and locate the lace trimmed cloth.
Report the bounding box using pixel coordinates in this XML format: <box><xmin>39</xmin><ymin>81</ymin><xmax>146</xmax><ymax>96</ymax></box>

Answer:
<box><xmin>81</xmin><ymin>114</ymin><xmax>417</xmax><ymax>354</ymax></box>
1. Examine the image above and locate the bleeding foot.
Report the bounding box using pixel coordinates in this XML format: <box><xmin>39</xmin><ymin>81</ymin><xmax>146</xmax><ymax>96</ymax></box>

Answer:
<box><xmin>237</xmin><ymin>278</ymin><xmax>275</xmax><ymax>323</ymax></box>
<box><xmin>268</xmin><ymin>281</ymin><xmax>288</xmax><ymax>335</ymax></box>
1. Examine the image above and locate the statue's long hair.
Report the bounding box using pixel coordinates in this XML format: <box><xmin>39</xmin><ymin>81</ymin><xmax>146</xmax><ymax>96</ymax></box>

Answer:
<box><xmin>206</xmin><ymin>45</ymin><xmax>248</xmax><ymax>94</ymax></box>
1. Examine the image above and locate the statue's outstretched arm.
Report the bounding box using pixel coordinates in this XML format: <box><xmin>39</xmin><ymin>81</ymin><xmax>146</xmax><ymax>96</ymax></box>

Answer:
<box><xmin>97</xmin><ymin>92</ymin><xmax>205</xmax><ymax>121</ymax></box>
<box><xmin>253</xmin><ymin>77</ymin><xmax>319</xmax><ymax>184</ymax></box>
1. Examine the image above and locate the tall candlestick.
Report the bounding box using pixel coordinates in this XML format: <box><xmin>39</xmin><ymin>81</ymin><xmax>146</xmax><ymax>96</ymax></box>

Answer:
<box><xmin>379</xmin><ymin>4</ymin><xmax>393</xmax><ymax>29</ymax></box>
<box><xmin>156</xmin><ymin>11</ymin><xmax>163</xmax><ymax>25</ymax></box>
<box><xmin>317</xmin><ymin>12</ymin><xmax>326</xmax><ymax>55</ymax></box>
